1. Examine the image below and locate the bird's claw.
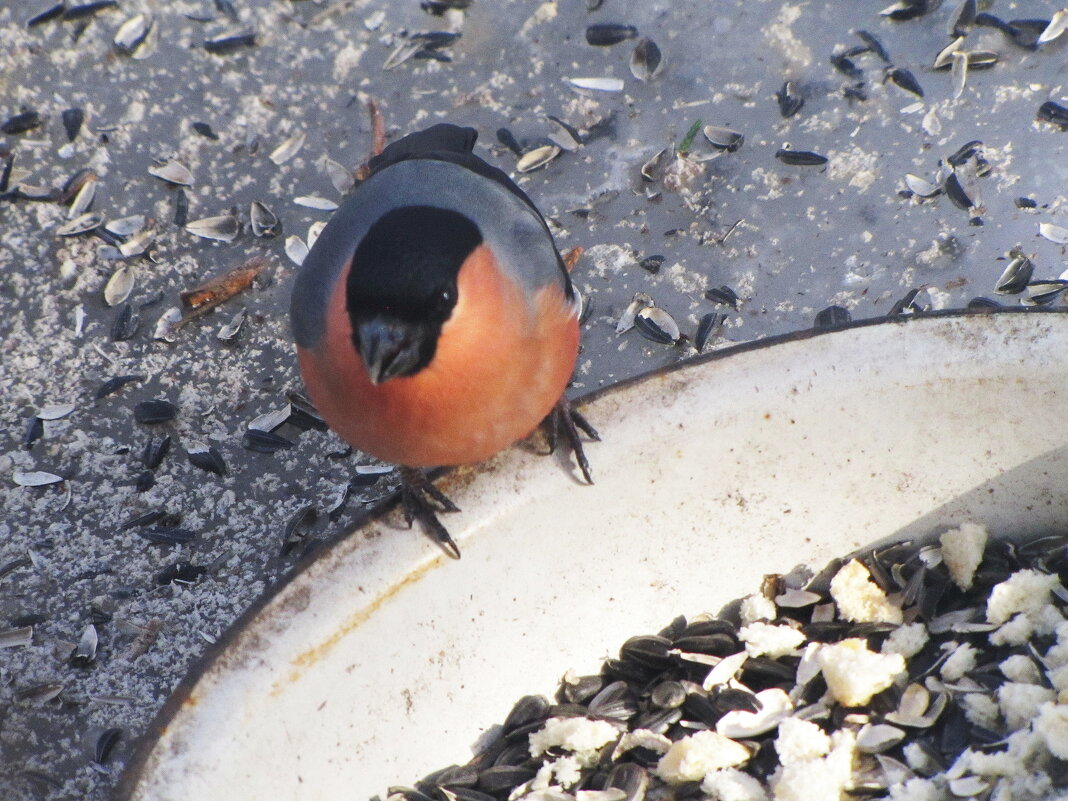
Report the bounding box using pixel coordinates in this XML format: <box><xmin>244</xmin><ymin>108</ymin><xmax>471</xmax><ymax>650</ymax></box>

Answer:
<box><xmin>544</xmin><ymin>397</ymin><xmax>599</xmax><ymax>485</ymax></box>
<box><xmin>399</xmin><ymin>466</ymin><xmax>461</xmax><ymax>558</ymax></box>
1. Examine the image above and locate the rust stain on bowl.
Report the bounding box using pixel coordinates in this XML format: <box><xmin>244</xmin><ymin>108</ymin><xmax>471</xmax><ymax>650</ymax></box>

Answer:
<box><xmin>270</xmin><ymin>548</ymin><xmax>449</xmax><ymax>696</ymax></box>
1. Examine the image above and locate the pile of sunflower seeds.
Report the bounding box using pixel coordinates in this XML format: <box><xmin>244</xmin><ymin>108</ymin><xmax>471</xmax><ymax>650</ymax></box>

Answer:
<box><xmin>386</xmin><ymin>526</ymin><xmax>1067</xmax><ymax>801</ymax></box>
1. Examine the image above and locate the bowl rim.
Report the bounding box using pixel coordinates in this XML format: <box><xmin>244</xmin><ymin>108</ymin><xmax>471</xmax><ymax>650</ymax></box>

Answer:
<box><xmin>115</xmin><ymin>306</ymin><xmax>1066</xmax><ymax>796</ymax></box>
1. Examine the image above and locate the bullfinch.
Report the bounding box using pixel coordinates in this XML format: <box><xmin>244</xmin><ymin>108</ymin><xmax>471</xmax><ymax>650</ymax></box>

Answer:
<box><xmin>290</xmin><ymin>123</ymin><xmax>596</xmax><ymax>556</ymax></box>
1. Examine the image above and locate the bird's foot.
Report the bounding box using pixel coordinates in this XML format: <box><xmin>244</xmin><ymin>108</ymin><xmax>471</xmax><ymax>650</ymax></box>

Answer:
<box><xmin>544</xmin><ymin>396</ymin><xmax>600</xmax><ymax>484</ymax></box>
<box><xmin>398</xmin><ymin>466</ymin><xmax>461</xmax><ymax>559</ymax></box>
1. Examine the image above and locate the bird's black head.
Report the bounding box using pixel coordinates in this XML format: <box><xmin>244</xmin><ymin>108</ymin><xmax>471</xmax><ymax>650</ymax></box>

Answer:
<box><xmin>346</xmin><ymin>205</ymin><xmax>482</xmax><ymax>384</ymax></box>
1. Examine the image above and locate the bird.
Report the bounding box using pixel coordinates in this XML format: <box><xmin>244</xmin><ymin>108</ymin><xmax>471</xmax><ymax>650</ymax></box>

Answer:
<box><xmin>290</xmin><ymin>123</ymin><xmax>596</xmax><ymax>557</ymax></box>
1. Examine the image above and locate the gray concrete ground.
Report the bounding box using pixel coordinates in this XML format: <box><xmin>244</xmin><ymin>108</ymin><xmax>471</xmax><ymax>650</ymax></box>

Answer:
<box><xmin>1</xmin><ymin>0</ymin><xmax>1066</xmax><ymax>798</ymax></box>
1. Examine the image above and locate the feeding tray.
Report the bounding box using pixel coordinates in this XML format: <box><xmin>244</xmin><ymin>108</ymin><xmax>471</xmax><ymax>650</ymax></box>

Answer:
<box><xmin>121</xmin><ymin>311</ymin><xmax>1068</xmax><ymax>800</ymax></box>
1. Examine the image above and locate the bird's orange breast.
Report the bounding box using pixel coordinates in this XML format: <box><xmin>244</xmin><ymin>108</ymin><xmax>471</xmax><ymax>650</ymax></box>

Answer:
<box><xmin>297</xmin><ymin>245</ymin><xmax>579</xmax><ymax>467</ymax></box>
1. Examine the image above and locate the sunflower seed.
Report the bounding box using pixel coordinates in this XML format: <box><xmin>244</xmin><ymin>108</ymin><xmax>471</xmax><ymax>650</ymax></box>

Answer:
<box><xmin>568</xmin><ymin>76</ymin><xmax>625</xmax><ymax>93</ymax></box>
<box><xmin>0</xmin><ymin>626</ymin><xmax>34</xmax><ymax>648</ymax></box>
<box><xmin>994</xmin><ymin>251</ymin><xmax>1034</xmax><ymax>294</ymax></box>
<box><xmin>965</xmin><ymin>50</ymin><xmax>999</xmax><ymax>70</ymax></box>
<box><xmin>634</xmin><ymin>306</ymin><xmax>680</xmax><ymax>345</ymax></box>
<box><xmin>187</xmin><ymin>443</ymin><xmax>227</xmax><ymax>475</ymax></box>
<box><xmin>285</xmin><ymin>235</ymin><xmax>309</xmax><ymax>266</ymax></box>
<box><xmin>114</xmin><ymin>13</ymin><xmax>151</xmax><ymax>55</ymax></box>
<box><xmin>546</xmin><ymin>116</ymin><xmax>582</xmax><ymax>151</ymax></box>
<box><xmin>27</xmin><ymin>3</ymin><xmax>65</xmax><ymax>27</ymax></box>
<box><xmin>191</xmin><ymin>121</ymin><xmax>218</xmax><ymax>140</ymax></box>
<box><xmin>141</xmin><ymin>435</ymin><xmax>171</xmax><ymax>469</ymax></box>
<box><xmin>1038</xmin><ymin>9</ymin><xmax>1068</xmax><ymax>43</ymax></box>
<box><xmin>856</xmin><ymin>29</ymin><xmax>891</xmax><ymax>61</ymax></box>
<box><xmin>95</xmin><ymin>375</ymin><xmax>144</xmax><ymax>399</ymax></box>
<box><xmin>640</xmin><ymin>147</ymin><xmax>671</xmax><ymax>182</ymax></box>
<box><xmin>815</xmin><ymin>305</ymin><xmax>851</xmax><ymax>327</ymax></box>
<box><xmin>1038</xmin><ymin>222</ymin><xmax>1068</xmax><ymax>244</ymax></box>
<box><xmin>186</xmin><ymin>214</ymin><xmax>240</xmax><ymax>242</ymax></box>
<box><xmin>60</xmin><ymin>107</ymin><xmax>84</xmax><ymax>142</ymax></box>
<box><xmin>702</xmin><ymin>125</ymin><xmax>744</xmax><ymax>153</ymax></box>
<box><xmin>133</xmin><ymin>399</ymin><xmax>176</xmax><ymax>424</ymax></box>
<box><xmin>118</xmin><ymin>229</ymin><xmax>154</xmax><ymax>259</ymax></box>
<box><xmin>148</xmin><ymin>159</ymin><xmax>193</xmax><ymax>186</ymax></box>
<box><xmin>516</xmin><ymin>145</ymin><xmax>561</xmax><ymax>173</ymax></box>
<box><xmin>56</xmin><ymin>213</ymin><xmax>103</xmax><ymax>237</ymax></box>
<box><xmin>943</xmin><ymin>172</ymin><xmax>974</xmax><ymax>210</ymax></box>
<box><xmin>269</xmin><ymin>132</ymin><xmax>306</xmax><ymax>165</ymax></box>
<box><xmin>1037</xmin><ymin>100</ymin><xmax>1068</xmax><ymax>128</ymax></box>
<box><xmin>202</xmin><ymin>31</ymin><xmax>257</xmax><ymax>54</ymax></box>
<box><xmin>92</xmin><ymin>728</ymin><xmax>122</xmax><ymax>764</ymax></box>
<box><xmin>586</xmin><ymin>23</ymin><xmax>637</xmax><ymax>46</ymax></box>
<box><xmin>173</xmin><ymin>189</ymin><xmax>189</xmax><ymax>226</ymax></box>
<box><xmin>323</xmin><ymin>157</ymin><xmax>355</xmax><ymax>194</ymax></box>
<box><xmin>294</xmin><ymin>195</ymin><xmax>339</xmax><ymax>211</ymax></box>
<box><xmin>110</xmin><ymin>303</ymin><xmax>140</xmax><ymax>341</ymax></box>
<box><xmin>857</xmin><ymin>723</ymin><xmax>907</xmax><ymax>753</ymax></box>
<box><xmin>947</xmin><ymin>0</ymin><xmax>976</xmax><ymax>36</ymax></box>
<box><xmin>630</xmin><ymin>38</ymin><xmax>663</xmax><ymax>81</ymax></box>
<box><xmin>104</xmin><ymin>215</ymin><xmax>146</xmax><ymax>237</ymax></box>
<box><xmin>716</xmin><ymin>688</ymin><xmax>792</xmax><ymax>737</ymax></box>
<box><xmin>243</xmin><ymin>429</ymin><xmax>295</xmax><ymax>453</ymax></box>
<box><xmin>888</xmin><ymin>68</ymin><xmax>924</xmax><ymax>97</ymax></box>
<box><xmin>776</xmin><ymin>148</ymin><xmax>828</xmax><ymax>166</ymax></box>
<box><xmin>1</xmin><ymin>111</ymin><xmax>42</xmax><ymax>135</ymax></box>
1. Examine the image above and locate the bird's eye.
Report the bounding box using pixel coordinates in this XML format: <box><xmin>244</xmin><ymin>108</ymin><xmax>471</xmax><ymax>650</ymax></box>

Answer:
<box><xmin>438</xmin><ymin>286</ymin><xmax>456</xmax><ymax>310</ymax></box>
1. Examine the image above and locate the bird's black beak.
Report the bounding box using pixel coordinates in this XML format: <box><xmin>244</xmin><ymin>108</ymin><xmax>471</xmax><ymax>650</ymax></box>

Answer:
<box><xmin>355</xmin><ymin>317</ymin><xmax>426</xmax><ymax>385</ymax></box>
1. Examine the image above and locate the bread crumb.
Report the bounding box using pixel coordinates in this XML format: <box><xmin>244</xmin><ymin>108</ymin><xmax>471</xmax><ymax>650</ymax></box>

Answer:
<box><xmin>939</xmin><ymin>523</ymin><xmax>987</xmax><ymax>590</ymax></box>
<box><xmin>830</xmin><ymin>560</ymin><xmax>903</xmax><ymax>624</ymax></box>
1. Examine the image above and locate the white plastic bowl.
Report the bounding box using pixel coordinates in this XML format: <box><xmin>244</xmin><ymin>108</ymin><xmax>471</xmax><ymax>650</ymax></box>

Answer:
<box><xmin>122</xmin><ymin>311</ymin><xmax>1068</xmax><ymax>800</ymax></box>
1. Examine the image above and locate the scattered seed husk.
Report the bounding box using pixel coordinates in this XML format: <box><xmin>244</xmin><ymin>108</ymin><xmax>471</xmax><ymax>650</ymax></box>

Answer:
<box><xmin>0</xmin><ymin>626</ymin><xmax>34</xmax><ymax>648</ymax></box>
<box><xmin>243</xmin><ymin>428</ymin><xmax>295</xmax><ymax>453</ymax></box>
<box><xmin>1038</xmin><ymin>222</ymin><xmax>1068</xmax><ymax>244</ymax></box>
<box><xmin>630</xmin><ymin>37</ymin><xmax>663</xmax><ymax>81</ymax></box>
<box><xmin>60</xmin><ymin>107</ymin><xmax>84</xmax><ymax>142</ymax></box>
<box><xmin>269</xmin><ymin>132</ymin><xmax>306</xmax><ymax>166</ymax></box>
<box><xmin>118</xmin><ymin>228</ymin><xmax>155</xmax><ymax>259</ymax></box>
<box><xmin>905</xmin><ymin>174</ymin><xmax>941</xmax><ymax>198</ymax></box>
<box><xmin>202</xmin><ymin>31</ymin><xmax>257</xmax><ymax>54</ymax></box>
<box><xmin>616</xmin><ymin>292</ymin><xmax>653</xmax><ymax>335</ymax></box>
<box><xmin>186</xmin><ymin>214</ymin><xmax>240</xmax><ymax>242</ymax></box>
<box><xmin>568</xmin><ymin>76</ymin><xmax>625</xmax><ymax>93</ymax></box>
<box><xmin>307</xmin><ymin>221</ymin><xmax>326</xmax><ymax>250</ymax></box>
<box><xmin>104</xmin><ymin>215</ymin><xmax>145</xmax><ymax>238</ymax></box>
<box><xmin>70</xmin><ymin>624</ymin><xmax>98</xmax><ymax>666</ymax></box>
<box><xmin>776</xmin><ymin>148</ymin><xmax>828</xmax><ymax>166</ymax></box>
<box><xmin>994</xmin><ymin>251</ymin><xmax>1034</xmax><ymax>294</ymax></box>
<box><xmin>103</xmin><ymin>264</ymin><xmax>136</xmax><ymax>306</ymax></box>
<box><xmin>148</xmin><ymin>159</ymin><xmax>193</xmax><ymax>186</ymax></box>
<box><xmin>1038</xmin><ymin>9</ymin><xmax>1068</xmax><ymax>43</ymax></box>
<box><xmin>694</xmin><ymin>312</ymin><xmax>724</xmax><ymax>352</ymax></box>
<box><xmin>775</xmin><ymin>81</ymin><xmax>804</xmax><ymax>117</ymax></box>
<box><xmin>285</xmin><ymin>235</ymin><xmax>309</xmax><ymax>266</ymax></box>
<box><xmin>933</xmin><ymin>36</ymin><xmax>965</xmax><ymax>69</ymax></box>
<box><xmin>36</xmin><ymin>402</ymin><xmax>75</xmax><ymax>421</ymax></box>
<box><xmin>634</xmin><ymin>306</ymin><xmax>680</xmax><ymax>344</ymax></box>
<box><xmin>249</xmin><ymin>201</ymin><xmax>280</xmax><ymax>239</ymax></box>
<box><xmin>114</xmin><ymin>13</ymin><xmax>151</xmax><ymax>55</ymax></box>
<box><xmin>92</xmin><ymin>727</ymin><xmax>122</xmax><ymax>764</ymax></box>
<box><xmin>516</xmin><ymin>145</ymin><xmax>561</xmax><ymax>173</ymax></box>
<box><xmin>153</xmin><ymin>307</ymin><xmax>183</xmax><ymax>342</ymax></box>
<box><xmin>815</xmin><ymin>304</ymin><xmax>851</xmax><ymax>327</ymax></box>
<box><xmin>323</xmin><ymin>157</ymin><xmax>356</xmax><ymax>194</ymax></box>
<box><xmin>702</xmin><ymin>125</ymin><xmax>744</xmax><ymax>153</ymax></box>
<box><xmin>546</xmin><ymin>116</ymin><xmax>582</xmax><ymax>151</ymax></box>
<box><xmin>1023</xmin><ymin>280</ymin><xmax>1068</xmax><ymax>305</ymax></box>
<box><xmin>965</xmin><ymin>50</ymin><xmax>999</xmax><ymax>70</ymax></box>
<box><xmin>66</xmin><ymin>176</ymin><xmax>97</xmax><ymax>219</ymax></box>
<box><xmin>217</xmin><ymin>308</ymin><xmax>246</xmax><ymax>342</ymax></box>
<box><xmin>187</xmin><ymin>443</ymin><xmax>226</xmax><ymax>475</ymax></box>
<box><xmin>294</xmin><ymin>195</ymin><xmax>339</xmax><ymax>211</ymax></box>
<box><xmin>640</xmin><ymin>146</ymin><xmax>671</xmax><ymax>182</ymax></box>
<box><xmin>173</xmin><ymin>189</ymin><xmax>189</xmax><ymax>226</ymax></box>
<box><xmin>705</xmin><ymin>285</ymin><xmax>741</xmax><ymax>309</ymax></box>
<box><xmin>13</xmin><ymin>470</ymin><xmax>63</xmax><ymax>487</ymax></box>
<box><xmin>56</xmin><ymin>213</ymin><xmax>103</xmax><ymax>237</ymax></box>
<box><xmin>951</xmin><ymin>50</ymin><xmax>968</xmax><ymax>99</ymax></box>
<box><xmin>27</xmin><ymin>3</ymin><xmax>65</xmax><ymax>27</ymax></box>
